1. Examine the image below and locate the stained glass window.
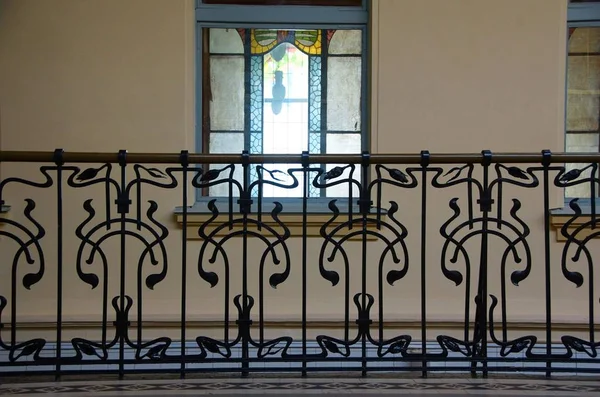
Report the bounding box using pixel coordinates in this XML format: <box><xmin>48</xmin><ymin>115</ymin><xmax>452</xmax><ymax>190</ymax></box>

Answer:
<box><xmin>204</xmin><ymin>28</ymin><xmax>364</xmax><ymax>197</ymax></box>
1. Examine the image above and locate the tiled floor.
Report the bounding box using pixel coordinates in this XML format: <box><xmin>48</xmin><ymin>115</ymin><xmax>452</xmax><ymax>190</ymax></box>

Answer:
<box><xmin>2</xmin><ymin>374</ymin><xmax>600</xmax><ymax>396</ymax></box>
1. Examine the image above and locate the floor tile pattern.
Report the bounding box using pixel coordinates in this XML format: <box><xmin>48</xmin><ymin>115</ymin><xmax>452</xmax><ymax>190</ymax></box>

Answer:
<box><xmin>2</xmin><ymin>378</ymin><xmax>600</xmax><ymax>395</ymax></box>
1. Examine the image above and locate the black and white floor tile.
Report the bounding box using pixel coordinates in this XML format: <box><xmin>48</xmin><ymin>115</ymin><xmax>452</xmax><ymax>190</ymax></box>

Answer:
<box><xmin>3</xmin><ymin>376</ymin><xmax>600</xmax><ymax>396</ymax></box>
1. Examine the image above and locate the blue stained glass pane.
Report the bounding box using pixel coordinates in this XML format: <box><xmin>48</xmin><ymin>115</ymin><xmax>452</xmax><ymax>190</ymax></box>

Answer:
<box><xmin>250</xmin><ymin>131</ymin><xmax>262</xmax><ymax>196</ymax></box>
<box><xmin>308</xmin><ymin>56</ymin><xmax>322</xmax><ymax>197</ymax></box>
<box><xmin>250</xmin><ymin>56</ymin><xmax>264</xmax><ymax>134</ymax></box>
<box><xmin>309</xmin><ymin>132</ymin><xmax>321</xmax><ymax>154</ymax></box>
<box><xmin>249</xmin><ymin>56</ymin><xmax>263</xmax><ymax>195</ymax></box>
<box><xmin>308</xmin><ymin>131</ymin><xmax>321</xmax><ymax>197</ymax></box>
<box><xmin>250</xmin><ymin>132</ymin><xmax>262</xmax><ymax>155</ymax></box>
<box><xmin>308</xmin><ymin>57</ymin><xmax>322</xmax><ymax>133</ymax></box>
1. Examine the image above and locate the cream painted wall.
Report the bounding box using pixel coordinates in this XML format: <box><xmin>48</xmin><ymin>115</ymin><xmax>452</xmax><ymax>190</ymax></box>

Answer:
<box><xmin>1</xmin><ymin>0</ymin><xmax>586</xmax><ymax>342</ymax></box>
<box><xmin>0</xmin><ymin>0</ymin><xmax>195</xmax><ymax>152</ymax></box>
<box><xmin>374</xmin><ymin>0</ymin><xmax>566</xmax><ymax>155</ymax></box>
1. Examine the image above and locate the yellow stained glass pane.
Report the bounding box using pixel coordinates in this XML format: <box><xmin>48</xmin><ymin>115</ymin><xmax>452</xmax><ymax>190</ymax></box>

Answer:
<box><xmin>250</xmin><ymin>29</ymin><xmax>321</xmax><ymax>55</ymax></box>
<box><xmin>294</xmin><ymin>30</ymin><xmax>321</xmax><ymax>55</ymax></box>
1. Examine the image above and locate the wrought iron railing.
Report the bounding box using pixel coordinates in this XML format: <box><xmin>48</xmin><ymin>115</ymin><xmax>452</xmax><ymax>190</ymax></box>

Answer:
<box><xmin>0</xmin><ymin>149</ymin><xmax>599</xmax><ymax>379</ymax></box>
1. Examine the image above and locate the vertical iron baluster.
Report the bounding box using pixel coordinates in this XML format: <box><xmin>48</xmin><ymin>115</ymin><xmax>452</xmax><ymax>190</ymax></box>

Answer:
<box><xmin>542</xmin><ymin>150</ymin><xmax>552</xmax><ymax>377</ymax></box>
<box><xmin>53</xmin><ymin>149</ymin><xmax>64</xmax><ymax>380</ymax></box>
<box><xmin>592</xmin><ymin>163</ymin><xmax>597</xmax><ymax>229</ymax></box>
<box><xmin>359</xmin><ymin>151</ymin><xmax>371</xmax><ymax>377</ymax></box>
<box><xmin>180</xmin><ymin>151</ymin><xmax>189</xmax><ymax>379</ymax></box>
<box><xmin>478</xmin><ymin>150</ymin><xmax>492</xmax><ymax>378</ymax></box>
<box><xmin>240</xmin><ymin>151</ymin><xmax>250</xmax><ymax>376</ymax></box>
<box><xmin>117</xmin><ymin>150</ymin><xmax>129</xmax><ymax>379</ymax></box>
<box><xmin>589</xmin><ymin>163</ymin><xmax>597</xmax><ymax>361</ymax></box>
<box><xmin>301</xmin><ymin>152</ymin><xmax>309</xmax><ymax>376</ymax></box>
<box><xmin>420</xmin><ymin>150</ymin><xmax>429</xmax><ymax>378</ymax></box>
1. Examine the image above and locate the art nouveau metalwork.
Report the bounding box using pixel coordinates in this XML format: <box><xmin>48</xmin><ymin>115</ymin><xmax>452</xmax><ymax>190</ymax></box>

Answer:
<box><xmin>0</xmin><ymin>150</ymin><xmax>599</xmax><ymax>378</ymax></box>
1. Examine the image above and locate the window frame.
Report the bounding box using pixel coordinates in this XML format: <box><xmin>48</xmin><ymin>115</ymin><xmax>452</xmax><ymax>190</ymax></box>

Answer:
<box><xmin>565</xmin><ymin>1</ymin><xmax>600</xmax><ymax>207</ymax></box>
<box><xmin>194</xmin><ymin>0</ymin><xmax>371</xmax><ymax>206</ymax></box>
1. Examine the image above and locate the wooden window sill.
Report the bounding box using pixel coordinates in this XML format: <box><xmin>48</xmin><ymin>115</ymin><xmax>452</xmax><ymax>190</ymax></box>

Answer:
<box><xmin>550</xmin><ymin>205</ymin><xmax>600</xmax><ymax>242</ymax></box>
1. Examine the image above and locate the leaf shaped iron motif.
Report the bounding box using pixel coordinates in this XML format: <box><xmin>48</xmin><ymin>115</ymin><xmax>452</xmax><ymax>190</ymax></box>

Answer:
<box><xmin>261</xmin><ymin>168</ymin><xmax>287</xmax><ymax>182</ymax></box>
<box><xmin>317</xmin><ymin>336</ymin><xmax>350</xmax><ymax>357</ymax></box>
<box><xmin>437</xmin><ymin>335</ymin><xmax>471</xmax><ymax>356</ymax></box>
<box><xmin>560</xmin><ymin>169</ymin><xmax>582</xmax><ymax>183</ymax></box>
<box><xmin>388</xmin><ymin>168</ymin><xmax>408</xmax><ymax>183</ymax></box>
<box><xmin>497</xmin><ymin>336</ymin><xmax>537</xmax><ymax>357</ymax></box>
<box><xmin>72</xmin><ymin>338</ymin><xmax>106</xmax><ymax>359</ymax></box>
<box><xmin>258</xmin><ymin>337</ymin><xmax>292</xmax><ymax>358</ymax></box>
<box><xmin>136</xmin><ymin>338</ymin><xmax>172</xmax><ymax>361</ymax></box>
<box><xmin>203</xmin><ymin>339</ymin><xmax>221</xmax><ymax>354</ymax></box>
<box><xmin>507</xmin><ymin>166</ymin><xmax>528</xmax><ymax>180</ymax></box>
<box><xmin>196</xmin><ymin>337</ymin><xmax>231</xmax><ymax>358</ymax></box>
<box><xmin>200</xmin><ymin>169</ymin><xmax>222</xmax><ymax>182</ymax></box>
<box><xmin>323</xmin><ymin>166</ymin><xmax>344</xmax><ymax>180</ymax></box>
<box><xmin>324</xmin><ymin>340</ymin><xmax>340</xmax><ymax>354</ymax></box>
<box><xmin>78</xmin><ymin>342</ymin><xmax>97</xmax><ymax>356</ymax></box>
<box><xmin>443</xmin><ymin>165</ymin><xmax>469</xmax><ymax>183</ymax></box>
<box><xmin>10</xmin><ymin>339</ymin><xmax>45</xmax><ymax>361</ymax></box>
<box><xmin>21</xmin><ymin>343</ymin><xmax>39</xmax><ymax>357</ymax></box>
<box><xmin>76</xmin><ymin>168</ymin><xmax>101</xmax><ymax>181</ymax></box>
<box><xmin>145</xmin><ymin>167</ymin><xmax>167</xmax><ymax>178</ymax></box>
<box><xmin>380</xmin><ymin>336</ymin><xmax>411</xmax><ymax>356</ymax></box>
<box><xmin>561</xmin><ymin>336</ymin><xmax>598</xmax><ymax>357</ymax></box>
<box><xmin>146</xmin><ymin>344</ymin><xmax>166</xmax><ymax>359</ymax></box>
<box><xmin>508</xmin><ymin>339</ymin><xmax>530</xmax><ymax>354</ymax></box>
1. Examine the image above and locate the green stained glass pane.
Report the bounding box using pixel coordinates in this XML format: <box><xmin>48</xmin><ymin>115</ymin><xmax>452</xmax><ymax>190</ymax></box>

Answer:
<box><xmin>210</xmin><ymin>56</ymin><xmax>245</xmax><ymax>131</ymax></box>
<box><xmin>328</xmin><ymin>30</ymin><xmax>362</xmax><ymax>55</ymax></box>
<box><xmin>327</xmin><ymin>57</ymin><xmax>361</xmax><ymax>131</ymax></box>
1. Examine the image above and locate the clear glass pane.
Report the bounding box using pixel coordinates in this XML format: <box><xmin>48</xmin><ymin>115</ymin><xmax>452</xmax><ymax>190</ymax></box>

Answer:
<box><xmin>263</xmin><ymin>102</ymin><xmax>309</xmax><ymax>153</ymax></box>
<box><xmin>209</xmin><ymin>56</ymin><xmax>245</xmax><ymax>131</ymax></box>
<box><xmin>566</xmin><ymin>133</ymin><xmax>599</xmax><ymax>153</ymax></box>
<box><xmin>263</xmin><ymin>43</ymin><xmax>309</xmax><ymax>100</ymax></box>
<box><xmin>328</xmin><ymin>30</ymin><xmax>362</xmax><ymax>55</ymax></box>
<box><xmin>260</xmin><ymin>43</ymin><xmax>310</xmax><ymax>198</ymax></box>
<box><xmin>327</xmin><ymin>57</ymin><xmax>361</xmax><ymax>131</ymax></box>
<box><xmin>325</xmin><ymin>133</ymin><xmax>361</xmax><ymax>197</ymax></box>
<box><xmin>569</xmin><ymin>27</ymin><xmax>600</xmax><ymax>54</ymax></box>
<box><xmin>209</xmin><ymin>133</ymin><xmax>244</xmax><ymax>197</ymax></box>
<box><xmin>567</xmin><ymin>28</ymin><xmax>600</xmax><ymax>131</ymax></box>
<box><xmin>565</xmin><ymin>133</ymin><xmax>599</xmax><ymax>198</ymax></box>
<box><xmin>567</xmin><ymin>93</ymin><xmax>599</xmax><ymax>131</ymax></box>
<box><xmin>209</xmin><ymin>28</ymin><xmax>244</xmax><ymax>54</ymax></box>
<box><xmin>326</xmin><ymin>133</ymin><xmax>361</xmax><ymax>154</ymax></box>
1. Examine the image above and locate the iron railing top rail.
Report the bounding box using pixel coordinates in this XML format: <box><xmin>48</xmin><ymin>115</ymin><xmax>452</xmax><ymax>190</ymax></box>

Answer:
<box><xmin>1</xmin><ymin>150</ymin><xmax>599</xmax><ymax>165</ymax></box>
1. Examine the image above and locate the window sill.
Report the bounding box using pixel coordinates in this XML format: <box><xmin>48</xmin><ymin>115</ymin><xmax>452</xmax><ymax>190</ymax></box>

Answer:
<box><xmin>549</xmin><ymin>204</ymin><xmax>600</xmax><ymax>242</ymax></box>
<box><xmin>0</xmin><ymin>205</ymin><xmax>10</xmax><ymax>229</ymax></box>
<box><xmin>174</xmin><ymin>198</ymin><xmax>386</xmax><ymax>240</ymax></box>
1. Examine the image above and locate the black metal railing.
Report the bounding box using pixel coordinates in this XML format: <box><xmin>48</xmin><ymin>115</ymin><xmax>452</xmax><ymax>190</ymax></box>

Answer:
<box><xmin>0</xmin><ymin>149</ymin><xmax>599</xmax><ymax>379</ymax></box>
